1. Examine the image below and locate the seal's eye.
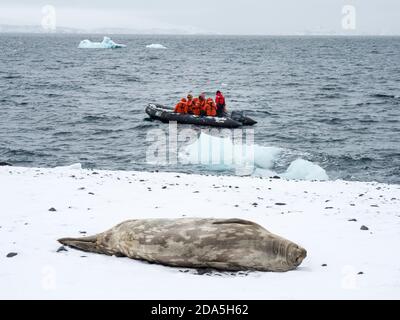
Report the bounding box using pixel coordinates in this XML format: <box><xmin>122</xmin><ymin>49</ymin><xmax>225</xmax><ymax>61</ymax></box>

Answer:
<box><xmin>272</xmin><ymin>241</ymin><xmax>279</xmax><ymax>255</ymax></box>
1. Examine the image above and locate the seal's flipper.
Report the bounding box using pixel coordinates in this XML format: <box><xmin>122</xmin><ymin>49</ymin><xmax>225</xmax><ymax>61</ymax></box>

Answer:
<box><xmin>58</xmin><ymin>236</ymin><xmax>109</xmax><ymax>255</ymax></box>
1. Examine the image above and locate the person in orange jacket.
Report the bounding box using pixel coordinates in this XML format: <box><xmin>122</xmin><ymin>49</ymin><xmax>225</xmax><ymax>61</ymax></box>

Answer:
<box><xmin>190</xmin><ymin>94</ymin><xmax>205</xmax><ymax>116</ymax></box>
<box><xmin>185</xmin><ymin>94</ymin><xmax>194</xmax><ymax>113</ymax></box>
<box><xmin>215</xmin><ymin>90</ymin><xmax>227</xmax><ymax>117</ymax></box>
<box><xmin>204</xmin><ymin>98</ymin><xmax>217</xmax><ymax>116</ymax></box>
<box><xmin>174</xmin><ymin>98</ymin><xmax>187</xmax><ymax>114</ymax></box>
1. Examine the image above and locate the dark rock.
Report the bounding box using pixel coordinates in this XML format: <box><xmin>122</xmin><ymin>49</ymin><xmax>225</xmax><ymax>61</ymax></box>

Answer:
<box><xmin>321</xmin><ymin>264</ymin><xmax>327</xmax><ymax>267</ymax></box>
<box><xmin>80</xmin><ymin>256</ymin><xmax>87</xmax><ymax>258</ymax></box>
<box><xmin>350</xmin><ymin>204</ymin><xmax>355</xmax><ymax>206</ymax></box>
<box><xmin>275</xmin><ymin>203</ymin><xmax>287</xmax><ymax>206</ymax></box>
<box><xmin>79</xmin><ymin>231</ymin><xmax>87</xmax><ymax>234</ymax></box>
<box><xmin>272</xmin><ymin>176</ymin><xmax>281</xmax><ymax>179</ymax></box>
<box><xmin>92</xmin><ymin>172</ymin><xmax>99</xmax><ymax>175</ymax></box>
<box><xmin>48</xmin><ymin>207</ymin><xmax>57</xmax><ymax>212</ymax></box>
<box><xmin>78</xmin><ymin>187</ymin><xmax>85</xmax><ymax>190</ymax></box>
<box><xmin>88</xmin><ymin>192</ymin><xmax>95</xmax><ymax>195</ymax></box>
<box><xmin>348</xmin><ymin>219</ymin><xmax>357</xmax><ymax>222</ymax></box>
<box><xmin>196</xmin><ymin>268</ymin><xmax>214</xmax><ymax>275</ymax></box>
<box><xmin>57</xmin><ymin>246</ymin><xmax>68</xmax><ymax>253</ymax></box>
<box><xmin>360</xmin><ymin>225</ymin><xmax>369</xmax><ymax>231</ymax></box>
<box><xmin>325</xmin><ymin>207</ymin><xmax>334</xmax><ymax>209</ymax></box>
<box><xmin>162</xmin><ymin>186</ymin><xmax>167</xmax><ymax>189</ymax></box>
<box><xmin>359</xmin><ymin>194</ymin><xmax>364</xmax><ymax>197</ymax></box>
<box><xmin>234</xmin><ymin>205</ymin><xmax>239</xmax><ymax>207</ymax></box>
<box><xmin>252</xmin><ymin>202</ymin><xmax>258</xmax><ymax>206</ymax></box>
<box><xmin>370</xmin><ymin>204</ymin><xmax>379</xmax><ymax>208</ymax></box>
<box><xmin>0</xmin><ymin>161</ymin><xmax>12</xmax><ymax>166</ymax></box>
<box><xmin>193</xmin><ymin>191</ymin><xmax>200</xmax><ymax>193</ymax></box>
<box><xmin>6</xmin><ymin>252</ymin><xmax>18</xmax><ymax>258</ymax></box>
<box><xmin>358</xmin><ymin>272</ymin><xmax>364</xmax><ymax>275</ymax></box>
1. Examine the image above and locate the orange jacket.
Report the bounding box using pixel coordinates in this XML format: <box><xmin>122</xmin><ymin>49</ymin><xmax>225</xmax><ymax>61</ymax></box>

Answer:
<box><xmin>186</xmin><ymin>99</ymin><xmax>194</xmax><ymax>113</ymax></box>
<box><xmin>174</xmin><ymin>98</ymin><xmax>188</xmax><ymax>114</ymax></box>
<box><xmin>190</xmin><ymin>98</ymin><xmax>203</xmax><ymax>116</ymax></box>
<box><xmin>204</xmin><ymin>99</ymin><xmax>217</xmax><ymax>116</ymax></box>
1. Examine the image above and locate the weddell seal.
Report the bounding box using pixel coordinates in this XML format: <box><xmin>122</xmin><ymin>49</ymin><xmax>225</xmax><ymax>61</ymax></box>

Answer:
<box><xmin>58</xmin><ymin>218</ymin><xmax>307</xmax><ymax>272</ymax></box>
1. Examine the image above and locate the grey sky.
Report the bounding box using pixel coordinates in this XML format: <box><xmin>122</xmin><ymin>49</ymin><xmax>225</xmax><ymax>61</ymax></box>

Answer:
<box><xmin>1</xmin><ymin>0</ymin><xmax>399</xmax><ymax>35</ymax></box>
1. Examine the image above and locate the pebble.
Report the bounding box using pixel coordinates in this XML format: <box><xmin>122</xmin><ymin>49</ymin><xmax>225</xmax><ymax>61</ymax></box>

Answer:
<box><xmin>57</xmin><ymin>246</ymin><xmax>68</xmax><ymax>253</ymax></box>
<box><xmin>6</xmin><ymin>252</ymin><xmax>18</xmax><ymax>258</ymax></box>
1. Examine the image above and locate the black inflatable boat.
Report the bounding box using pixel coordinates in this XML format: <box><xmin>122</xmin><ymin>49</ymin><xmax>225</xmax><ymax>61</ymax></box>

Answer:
<box><xmin>145</xmin><ymin>104</ymin><xmax>257</xmax><ymax>128</ymax></box>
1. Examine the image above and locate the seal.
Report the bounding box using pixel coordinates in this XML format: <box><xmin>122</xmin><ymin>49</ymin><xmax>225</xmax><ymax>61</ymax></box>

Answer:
<box><xmin>58</xmin><ymin>218</ymin><xmax>307</xmax><ymax>272</ymax></box>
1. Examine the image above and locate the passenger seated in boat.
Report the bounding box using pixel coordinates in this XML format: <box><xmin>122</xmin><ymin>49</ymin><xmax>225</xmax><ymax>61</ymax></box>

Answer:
<box><xmin>190</xmin><ymin>94</ymin><xmax>205</xmax><ymax>116</ymax></box>
<box><xmin>174</xmin><ymin>98</ymin><xmax>188</xmax><ymax>114</ymax></box>
<box><xmin>203</xmin><ymin>98</ymin><xmax>217</xmax><ymax>117</ymax></box>
<box><xmin>186</xmin><ymin>94</ymin><xmax>194</xmax><ymax>113</ymax></box>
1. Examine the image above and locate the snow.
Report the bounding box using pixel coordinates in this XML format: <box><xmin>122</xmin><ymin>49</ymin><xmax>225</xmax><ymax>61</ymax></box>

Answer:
<box><xmin>1</xmin><ymin>165</ymin><xmax>399</xmax><ymax>299</ymax></box>
<box><xmin>146</xmin><ymin>43</ymin><xmax>167</xmax><ymax>49</ymax></box>
<box><xmin>78</xmin><ymin>37</ymin><xmax>126</xmax><ymax>49</ymax></box>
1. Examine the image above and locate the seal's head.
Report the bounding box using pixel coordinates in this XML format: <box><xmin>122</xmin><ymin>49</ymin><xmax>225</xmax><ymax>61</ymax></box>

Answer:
<box><xmin>269</xmin><ymin>239</ymin><xmax>307</xmax><ymax>271</ymax></box>
<box><xmin>286</xmin><ymin>244</ymin><xmax>307</xmax><ymax>268</ymax></box>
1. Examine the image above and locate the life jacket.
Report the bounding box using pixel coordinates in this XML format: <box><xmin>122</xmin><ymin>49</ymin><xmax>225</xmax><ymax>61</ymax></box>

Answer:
<box><xmin>191</xmin><ymin>98</ymin><xmax>203</xmax><ymax>116</ymax></box>
<box><xmin>186</xmin><ymin>99</ymin><xmax>194</xmax><ymax>112</ymax></box>
<box><xmin>215</xmin><ymin>93</ymin><xmax>225</xmax><ymax>106</ymax></box>
<box><xmin>204</xmin><ymin>99</ymin><xmax>217</xmax><ymax>117</ymax></box>
<box><xmin>174</xmin><ymin>98</ymin><xmax>187</xmax><ymax>114</ymax></box>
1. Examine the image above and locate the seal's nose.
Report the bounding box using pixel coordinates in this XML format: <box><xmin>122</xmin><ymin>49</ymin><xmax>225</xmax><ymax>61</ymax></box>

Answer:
<box><xmin>288</xmin><ymin>245</ymin><xmax>307</xmax><ymax>267</ymax></box>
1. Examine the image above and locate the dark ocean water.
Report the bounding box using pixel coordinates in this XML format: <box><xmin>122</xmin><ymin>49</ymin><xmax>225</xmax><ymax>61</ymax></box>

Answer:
<box><xmin>0</xmin><ymin>34</ymin><xmax>399</xmax><ymax>183</ymax></box>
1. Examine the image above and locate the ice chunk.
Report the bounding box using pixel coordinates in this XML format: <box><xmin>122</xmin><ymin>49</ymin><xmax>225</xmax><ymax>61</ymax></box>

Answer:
<box><xmin>78</xmin><ymin>37</ymin><xmax>126</xmax><ymax>49</ymax></box>
<box><xmin>282</xmin><ymin>159</ymin><xmax>329</xmax><ymax>181</ymax></box>
<box><xmin>146</xmin><ymin>44</ymin><xmax>167</xmax><ymax>49</ymax></box>
<box><xmin>180</xmin><ymin>133</ymin><xmax>329</xmax><ymax>181</ymax></box>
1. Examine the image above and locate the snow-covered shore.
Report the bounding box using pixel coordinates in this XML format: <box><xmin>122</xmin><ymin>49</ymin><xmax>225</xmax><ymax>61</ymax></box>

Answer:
<box><xmin>1</xmin><ymin>165</ymin><xmax>399</xmax><ymax>299</ymax></box>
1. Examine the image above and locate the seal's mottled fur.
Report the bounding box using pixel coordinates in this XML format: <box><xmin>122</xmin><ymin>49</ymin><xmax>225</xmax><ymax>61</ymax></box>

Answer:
<box><xmin>59</xmin><ymin>218</ymin><xmax>306</xmax><ymax>272</ymax></box>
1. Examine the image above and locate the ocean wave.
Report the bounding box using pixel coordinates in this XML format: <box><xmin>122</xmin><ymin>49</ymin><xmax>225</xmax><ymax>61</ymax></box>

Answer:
<box><xmin>82</xmin><ymin>114</ymin><xmax>122</xmax><ymax>122</ymax></box>
<box><xmin>370</xmin><ymin>93</ymin><xmax>398</xmax><ymax>99</ymax></box>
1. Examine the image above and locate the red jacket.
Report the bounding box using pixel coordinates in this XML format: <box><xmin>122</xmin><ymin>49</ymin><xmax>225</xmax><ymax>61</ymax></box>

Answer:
<box><xmin>215</xmin><ymin>93</ymin><xmax>225</xmax><ymax>106</ymax></box>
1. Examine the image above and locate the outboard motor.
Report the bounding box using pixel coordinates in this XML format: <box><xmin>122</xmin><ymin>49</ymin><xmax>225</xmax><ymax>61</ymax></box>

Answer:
<box><xmin>230</xmin><ymin>111</ymin><xmax>257</xmax><ymax>126</ymax></box>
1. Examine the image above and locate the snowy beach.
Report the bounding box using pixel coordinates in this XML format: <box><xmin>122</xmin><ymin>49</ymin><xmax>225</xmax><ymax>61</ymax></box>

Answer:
<box><xmin>1</xmin><ymin>165</ymin><xmax>399</xmax><ymax>299</ymax></box>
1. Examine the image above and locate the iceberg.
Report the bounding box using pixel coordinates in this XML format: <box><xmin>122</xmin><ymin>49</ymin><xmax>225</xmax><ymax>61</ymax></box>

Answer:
<box><xmin>180</xmin><ymin>133</ymin><xmax>329</xmax><ymax>181</ymax></box>
<box><xmin>78</xmin><ymin>37</ymin><xmax>126</xmax><ymax>49</ymax></box>
<box><xmin>281</xmin><ymin>159</ymin><xmax>329</xmax><ymax>181</ymax></box>
<box><xmin>146</xmin><ymin>43</ymin><xmax>167</xmax><ymax>49</ymax></box>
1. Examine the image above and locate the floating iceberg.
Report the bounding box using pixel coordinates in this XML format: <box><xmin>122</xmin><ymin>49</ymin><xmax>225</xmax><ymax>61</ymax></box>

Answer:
<box><xmin>281</xmin><ymin>159</ymin><xmax>329</xmax><ymax>181</ymax></box>
<box><xmin>180</xmin><ymin>133</ymin><xmax>329</xmax><ymax>181</ymax></box>
<box><xmin>146</xmin><ymin>43</ymin><xmax>167</xmax><ymax>49</ymax></box>
<box><xmin>78</xmin><ymin>37</ymin><xmax>126</xmax><ymax>49</ymax></box>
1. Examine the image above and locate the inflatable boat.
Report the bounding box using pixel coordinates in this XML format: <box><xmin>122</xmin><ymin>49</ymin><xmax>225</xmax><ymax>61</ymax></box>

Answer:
<box><xmin>145</xmin><ymin>104</ymin><xmax>257</xmax><ymax>128</ymax></box>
